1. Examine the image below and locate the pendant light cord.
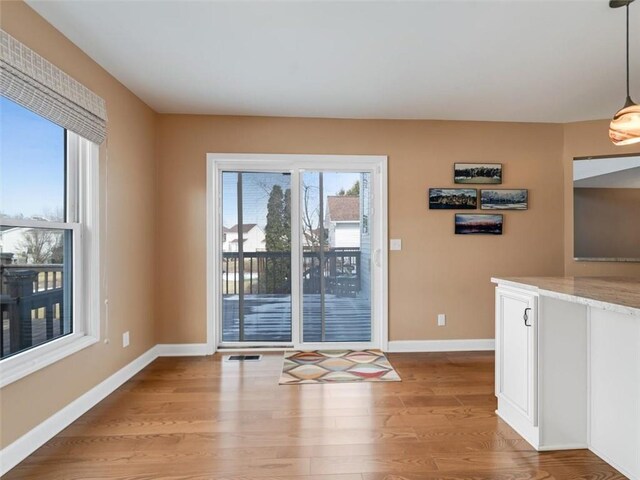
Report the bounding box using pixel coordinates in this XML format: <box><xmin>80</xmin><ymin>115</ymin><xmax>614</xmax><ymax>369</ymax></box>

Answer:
<box><xmin>626</xmin><ymin>3</ymin><xmax>630</xmax><ymax>100</ymax></box>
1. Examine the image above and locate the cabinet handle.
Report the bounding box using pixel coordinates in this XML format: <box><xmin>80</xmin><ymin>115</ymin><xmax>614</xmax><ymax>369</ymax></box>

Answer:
<box><xmin>523</xmin><ymin>308</ymin><xmax>532</xmax><ymax>327</ymax></box>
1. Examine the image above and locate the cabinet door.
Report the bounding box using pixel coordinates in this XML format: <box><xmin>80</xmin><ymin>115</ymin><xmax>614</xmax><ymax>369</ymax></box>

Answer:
<box><xmin>496</xmin><ymin>287</ymin><xmax>537</xmax><ymax>425</ymax></box>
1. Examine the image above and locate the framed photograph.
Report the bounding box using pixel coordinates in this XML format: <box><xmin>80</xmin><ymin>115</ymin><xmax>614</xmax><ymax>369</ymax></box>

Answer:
<box><xmin>428</xmin><ymin>188</ymin><xmax>477</xmax><ymax>210</ymax></box>
<box><xmin>480</xmin><ymin>189</ymin><xmax>528</xmax><ymax>210</ymax></box>
<box><xmin>454</xmin><ymin>163</ymin><xmax>502</xmax><ymax>184</ymax></box>
<box><xmin>455</xmin><ymin>214</ymin><xmax>503</xmax><ymax>235</ymax></box>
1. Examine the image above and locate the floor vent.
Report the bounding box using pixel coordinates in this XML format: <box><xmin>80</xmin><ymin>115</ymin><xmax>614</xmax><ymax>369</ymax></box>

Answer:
<box><xmin>226</xmin><ymin>354</ymin><xmax>262</xmax><ymax>361</ymax></box>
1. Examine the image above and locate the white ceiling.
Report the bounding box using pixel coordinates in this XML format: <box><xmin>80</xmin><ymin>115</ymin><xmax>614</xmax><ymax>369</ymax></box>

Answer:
<box><xmin>27</xmin><ymin>0</ymin><xmax>640</xmax><ymax>122</ymax></box>
<box><xmin>574</xmin><ymin>156</ymin><xmax>640</xmax><ymax>188</ymax></box>
<box><xmin>574</xmin><ymin>166</ymin><xmax>640</xmax><ymax>188</ymax></box>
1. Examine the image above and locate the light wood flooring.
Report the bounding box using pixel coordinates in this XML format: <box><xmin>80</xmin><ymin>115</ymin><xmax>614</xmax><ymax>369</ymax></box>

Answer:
<box><xmin>5</xmin><ymin>352</ymin><xmax>626</xmax><ymax>479</ymax></box>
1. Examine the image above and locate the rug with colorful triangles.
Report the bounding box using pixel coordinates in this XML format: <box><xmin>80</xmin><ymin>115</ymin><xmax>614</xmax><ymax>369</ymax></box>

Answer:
<box><xmin>279</xmin><ymin>349</ymin><xmax>401</xmax><ymax>384</ymax></box>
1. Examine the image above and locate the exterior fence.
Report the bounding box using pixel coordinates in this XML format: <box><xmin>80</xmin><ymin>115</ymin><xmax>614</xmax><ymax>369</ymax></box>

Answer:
<box><xmin>0</xmin><ymin>264</ymin><xmax>64</xmax><ymax>358</ymax></box>
<box><xmin>222</xmin><ymin>248</ymin><xmax>361</xmax><ymax>297</ymax></box>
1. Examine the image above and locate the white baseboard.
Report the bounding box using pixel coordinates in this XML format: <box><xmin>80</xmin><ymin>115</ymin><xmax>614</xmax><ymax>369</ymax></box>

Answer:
<box><xmin>387</xmin><ymin>339</ymin><xmax>495</xmax><ymax>353</ymax></box>
<box><xmin>0</xmin><ymin>339</ymin><xmax>494</xmax><ymax>476</ymax></box>
<box><xmin>1</xmin><ymin>343</ymin><xmax>210</xmax><ymax>475</ymax></box>
<box><xmin>589</xmin><ymin>445</ymin><xmax>638</xmax><ymax>480</ymax></box>
<box><xmin>0</xmin><ymin>345</ymin><xmax>159</xmax><ymax>477</ymax></box>
<box><xmin>537</xmin><ymin>443</ymin><xmax>589</xmax><ymax>451</ymax></box>
<box><xmin>156</xmin><ymin>343</ymin><xmax>209</xmax><ymax>356</ymax></box>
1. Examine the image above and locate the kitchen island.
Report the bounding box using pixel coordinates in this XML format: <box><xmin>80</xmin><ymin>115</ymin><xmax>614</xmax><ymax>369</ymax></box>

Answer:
<box><xmin>492</xmin><ymin>277</ymin><xmax>640</xmax><ymax>479</ymax></box>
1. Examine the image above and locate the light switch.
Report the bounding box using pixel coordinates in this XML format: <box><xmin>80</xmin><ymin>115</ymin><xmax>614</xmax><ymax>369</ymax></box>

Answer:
<box><xmin>390</xmin><ymin>239</ymin><xmax>402</xmax><ymax>251</ymax></box>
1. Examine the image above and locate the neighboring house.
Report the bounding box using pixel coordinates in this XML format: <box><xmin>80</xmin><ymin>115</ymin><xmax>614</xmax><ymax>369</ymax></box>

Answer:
<box><xmin>324</xmin><ymin>196</ymin><xmax>360</xmax><ymax>248</ymax></box>
<box><xmin>0</xmin><ymin>226</ymin><xmax>63</xmax><ymax>264</ymax></box>
<box><xmin>358</xmin><ymin>173</ymin><xmax>371</xmax><ymax>300</ymax></box>
<box><xmin>1</xmin><ymin>227</ymin><xmax>22</xmax><ymax>258</ymax></box>
<box><xmin>222</xmin><ymin>224</ymin><xmax>265</xmax><ymax>252</ymax></box>
<box><xmin>0</xmin><ymin>226</ymin><xmax>29</xmax><ymax>263</ymax></box>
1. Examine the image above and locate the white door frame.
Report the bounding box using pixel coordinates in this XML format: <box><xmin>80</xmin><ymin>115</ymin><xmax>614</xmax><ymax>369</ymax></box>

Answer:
<box><xmin>206</xmin><ymin>153</ymin><xmax>388</xmax><ymax>353</ymax></box>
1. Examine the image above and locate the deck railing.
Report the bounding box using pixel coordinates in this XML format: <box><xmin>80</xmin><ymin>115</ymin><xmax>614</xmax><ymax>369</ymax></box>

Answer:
<box><xmin>222</xmin><ymin>248</ymin><xmax>361</xmax><ymax>296</ymax></box>
<box><xmin>1</xmin><ymin>264</ymin><xmax>65</xmax><ymax>358</ymax></box>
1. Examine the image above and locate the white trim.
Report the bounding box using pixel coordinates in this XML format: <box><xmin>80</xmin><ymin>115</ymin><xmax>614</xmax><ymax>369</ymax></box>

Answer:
<box><xmin>217</xmin><ymin>347</ymin><xmax>291</xmax><ymax>352</ymax></box>
<box><xmin>0</xmin><ymin>342</ymin><xmax>256</xmax><ymax>476</ymax></box>
<box><xmin>205</xmin><ymin>157</ymin><xmax>217</xmax><ymax>355</ymax></box>
<box><xmin>156</xmin><ymin>343</ymin><xmax>209</xmax><ymax>356</ymax></box>
<box><xmin>80</xmin><ymin>137</ymin><xmax>101</xmax><ymax>341</ymax></box>
<box><xmin>495</xmin><ymin>399</ymin><xmax>540</xmax><ymax>449</ymax></box>
<box><xmin>218</xmin><ymin>341</ymin><xmax>293</xmax><ymax>348</ymax></box>
<box><xmin>206</xmin><ymin>153</ymin><xmax>389</xmax><ymax>352</ymax></box>
<box><xmin>0</xmin><ymin>134</ymin><xmax>100</xmax><ymax>387</ymax></box>
<box><xmin>208</xmin><ymin>153</ymin><xmax>385</xmax><ymax>170</ymax></box>
<box><xmin>586</xmin><ymin>306</ymin><xmax>592</xmax><ymax>448</ymax></box>
<box><xmin>588</xmin><ymin>445</ymin><xmax>637</xmax><ymax>480</ymax></box>
<box><xmin>0</xmin><ymin>346</ymin><xmax>158</xmax><ymax>477</ymax></box>
<box><xmin>0</xmin><ymin>218</ymin><xmax>74</xmax><ymax>230</ymax></box>
<box><xmin>387</xmin><ymin>339</ymin><xmax>495</xmax><ymax>353</ymax></box>
<box><xmin>295</xmin><ymin>342</ymin><xmax>379</xmax><ymax>351</ymax></box>
<box><xmin>290</xmin><ymin>168</ymin><xmax>301</xmax><ymax>349</ymax></box>
<box><xmin>0</xmin><ymin>334</ymin><xmax>98</xmax><ymax>388</ymax></box>
<box><xmin>537</xmin><ymin>443</ymin><xmax>589</xmax><ymax>451</ymax></box>
<box><xmin>378</xmin><ymin>159</ymin><xmax>389</xmax><ymax>352</ymax></box>
<box><xmin>0</xmin><ymin>337</ymin><xmax>490</xmax><ymax>477</ymax></box>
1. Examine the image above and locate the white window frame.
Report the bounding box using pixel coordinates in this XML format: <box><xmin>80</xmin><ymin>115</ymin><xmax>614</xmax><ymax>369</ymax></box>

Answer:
<box><xmin>206</xmin><ymin>153</ymin><xmax>388</xmax><ymax>354</ymax></box>
<box><xmin>0</xmin><ymin>132</ymin><xmax>100</xmax><ymax>388</ymax></box>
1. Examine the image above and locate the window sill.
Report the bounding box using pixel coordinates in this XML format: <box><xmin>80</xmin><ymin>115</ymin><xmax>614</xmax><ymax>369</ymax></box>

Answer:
<box><xmin>0</xmin><ymin>334</ymin><xmax>99</xmax><ymax>388</ymax></box>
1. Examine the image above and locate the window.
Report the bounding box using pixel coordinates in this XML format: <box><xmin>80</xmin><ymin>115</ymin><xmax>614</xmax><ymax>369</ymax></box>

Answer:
<box><xmin>0</xmin><ymin>96</ymin><xmax>100</xmax><ymax>387</ymax></box>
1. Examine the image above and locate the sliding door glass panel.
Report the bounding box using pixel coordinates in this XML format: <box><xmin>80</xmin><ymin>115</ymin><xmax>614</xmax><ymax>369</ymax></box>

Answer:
<box><xmin>302</xmin><ymin>171</ymin><xmax>372</xmax><ymax>342</ymax></box>
<box><xmin>221</xmin><ymin>172</ymin><xmax>292</xmax><ymax>343</ymax></box>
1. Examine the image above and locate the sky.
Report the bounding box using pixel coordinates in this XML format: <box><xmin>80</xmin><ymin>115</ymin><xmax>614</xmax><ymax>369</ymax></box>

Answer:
<box><xmin>222</xmin><ymin>171</ymin><xmax>361</xmax><ymax>230</ymax></box>
<box><xmin>0</xmin><ymin>97</ymin><xmax>65</xmax><ymax>220</ymax></box>
<box><xmin>0</xmin><ymin>95</ymin><xmax>363</xmax><ymax>227</ymax></box>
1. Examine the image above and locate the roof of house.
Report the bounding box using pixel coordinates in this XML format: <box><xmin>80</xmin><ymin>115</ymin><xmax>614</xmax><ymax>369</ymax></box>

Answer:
<box><xmin>326</xmin><ymin>196</ymin><xmax>359</xmax><ymax>222</ymax></box>
<box><xmin>226</xmin><ymin>223</ymin><xmax>258</xmax><ymax>233</ymax></box>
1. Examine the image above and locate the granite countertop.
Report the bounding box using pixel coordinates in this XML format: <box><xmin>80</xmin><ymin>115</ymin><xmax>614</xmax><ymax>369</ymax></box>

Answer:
<box><xmin>491</xmin><ymin>276</ymin><xmax>640</xmax><ymax>316</ymax></box>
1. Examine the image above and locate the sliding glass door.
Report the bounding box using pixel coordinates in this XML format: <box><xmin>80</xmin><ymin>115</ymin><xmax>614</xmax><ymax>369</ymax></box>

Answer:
<box><xmin>214</xmin><ymin>156</ymin><xmax>385</xmax><ymax>350</ymax></box>
<box><xmin>221</xmin><ymin>171</ymin><xmax>292</xmax><ymax>343</ymax></box>
<box><xmin>301</xmin><ymin>171</ymin><xmax>372</xmax><ymax>343</ymax></box>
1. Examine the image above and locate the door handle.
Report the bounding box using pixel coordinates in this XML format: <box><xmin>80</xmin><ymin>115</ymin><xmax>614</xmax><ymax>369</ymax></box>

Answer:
<box><xmin>374</xmin><ymin>249</ymin><xmax>381</xmax><ymax>267</ymax></box>
<box><xmin>523</xmin><ymin>308</ymin><xmax>532</xmax><ymax>327</ymax></box>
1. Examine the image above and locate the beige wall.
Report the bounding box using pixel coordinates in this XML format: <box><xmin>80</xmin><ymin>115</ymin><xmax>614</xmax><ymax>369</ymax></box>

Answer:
<box><xmin>563</xmin><ymin>121</ymin><xmax>640</xmax><ymax>276</ymax></box>
<box><xmin>155</xmin><ymin>116</ymin><xmax>566</xmax><ymax>344</ymax></box>
<box><xmin>0</xmin><ymin>2</ymin><xmax>158</xmax><ymax>448</ymax></box>
<box><xmin>574</xmin><ymin>188</ymin><xmax>640</xmax><ymax>259</ymax></box>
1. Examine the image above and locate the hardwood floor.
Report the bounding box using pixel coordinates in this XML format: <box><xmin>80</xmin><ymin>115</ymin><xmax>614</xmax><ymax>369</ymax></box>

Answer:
<box><xmin>5</xmin><ymin>352</ymin><xmax>626</xmax><ymax>479</ymax></box>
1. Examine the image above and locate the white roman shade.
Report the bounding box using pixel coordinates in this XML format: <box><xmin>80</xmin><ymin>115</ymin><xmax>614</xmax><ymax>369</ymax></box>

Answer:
<box><xmin>0</xmin><ymin>29</ymin><xmax>107</xmax><ymax>144</ymax></box>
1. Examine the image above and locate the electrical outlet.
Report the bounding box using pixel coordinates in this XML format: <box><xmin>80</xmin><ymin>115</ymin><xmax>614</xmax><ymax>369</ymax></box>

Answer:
<box><xmin>437</xmin><ymin>314</ymin><xmax>446</xmax><ymax>327</ymax></box>
<box><xmin>122</xmin><ymin>331</ymin><xmax>130</xmax><ymax>348</ymax></box>
<box><xmin>390</xmin><ymin>239</ymin><xmax>402</xmax><ymax>251</ymax></box>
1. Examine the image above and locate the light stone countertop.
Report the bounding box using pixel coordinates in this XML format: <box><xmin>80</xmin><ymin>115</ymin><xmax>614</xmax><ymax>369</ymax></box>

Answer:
<box><xmin>491</xmin><ymin>276</ymin><xmax>640</xmax><ymax>317</ymax></box>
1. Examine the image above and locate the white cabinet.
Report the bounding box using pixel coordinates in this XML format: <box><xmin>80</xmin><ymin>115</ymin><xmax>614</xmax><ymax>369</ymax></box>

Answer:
<box><xmin>495</xmin><ymin>287</ymin><xmax>537</xmax><ymax>426</ymax></box>
<box><xmin>494</xmin><ymin>278</ymin><xmax>639</xmax><ymax>478</ymax></box>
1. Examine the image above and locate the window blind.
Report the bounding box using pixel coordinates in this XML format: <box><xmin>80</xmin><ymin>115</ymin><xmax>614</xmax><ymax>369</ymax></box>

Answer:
<box><xmin>0</xmin><ymin>29</ymin><xmax>107</xmax><ymax>144</ymax></box>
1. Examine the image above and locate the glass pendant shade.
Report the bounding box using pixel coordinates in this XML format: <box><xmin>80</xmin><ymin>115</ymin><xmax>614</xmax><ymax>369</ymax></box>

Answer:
<box><xmin>609</xmin><ymin>99</ymin><xmax>640</xmax><ymax>145</ymax></box>
<box><xmin>609</xmin><ymin>1</ymin><xmax>639</xmax><ymax>145</ymax></box>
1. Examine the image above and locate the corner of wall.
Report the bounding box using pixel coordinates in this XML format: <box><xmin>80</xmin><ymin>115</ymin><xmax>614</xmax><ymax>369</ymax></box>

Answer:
<box><xmin>561</xmin><ymin>119</ymin><xmax>640</xmax><ymax>277</ymax></box>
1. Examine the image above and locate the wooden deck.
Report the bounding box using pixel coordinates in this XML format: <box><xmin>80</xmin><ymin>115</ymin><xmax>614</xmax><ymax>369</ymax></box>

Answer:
<box><xmin>1</xmin><ymin>293</ymin><xmax>371</xmax><ymax>356</ymax></box>
<box><xmin>222</xmin><ymin>294</ymin><xmax>371</xmax><ymax>343</ymax></box>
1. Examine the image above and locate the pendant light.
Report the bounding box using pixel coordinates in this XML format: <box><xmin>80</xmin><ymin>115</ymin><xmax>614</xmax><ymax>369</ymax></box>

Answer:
<box><xmin>609</xmin><ymin>0</ymin><xmax>640</xmax><ymax>146</ymax></box>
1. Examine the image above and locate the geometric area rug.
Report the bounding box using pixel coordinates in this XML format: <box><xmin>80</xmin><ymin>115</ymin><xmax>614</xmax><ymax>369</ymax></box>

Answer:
<box><xmin>279</xmin><ymin>350</ymin><xmax>401</xmax><ymax>385</ymax></box>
